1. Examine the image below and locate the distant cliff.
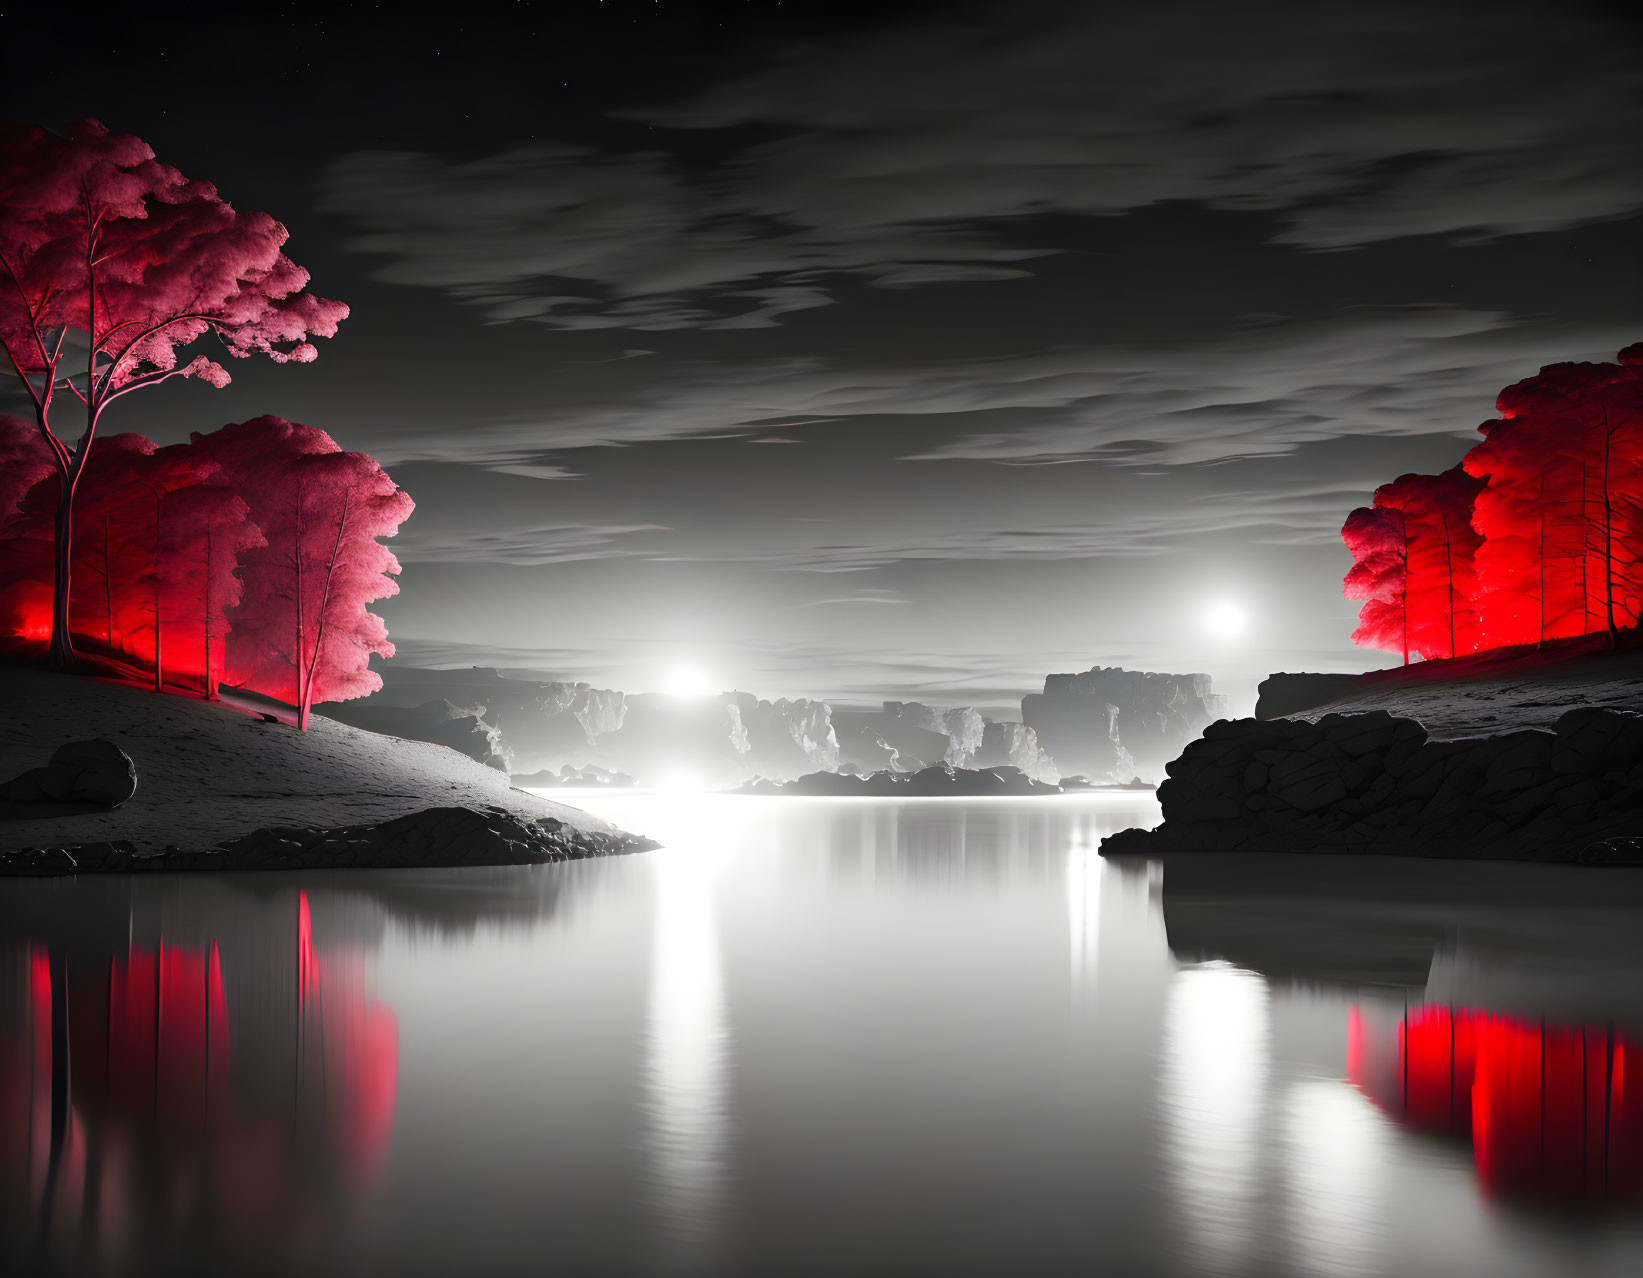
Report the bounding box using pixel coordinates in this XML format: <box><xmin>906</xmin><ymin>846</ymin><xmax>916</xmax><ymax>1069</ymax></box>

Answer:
<box><xmin>1022</xmin><ymin>666</ymin><xmax>1224</xmax><ymax>783</ymax></box>
<box><xmin>335</xmin><ymin>663</ymin><xmax>1217</xmax><ymax>788</ymax></box>
<box><xmin>831</xmin><ymin>701</ymin><xmax>1055</xmax><ymax>782</ymax></box>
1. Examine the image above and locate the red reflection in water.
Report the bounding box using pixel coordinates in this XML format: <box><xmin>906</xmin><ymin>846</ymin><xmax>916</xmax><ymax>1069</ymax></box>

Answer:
<box><xmin>1350</xmin><ymin>1004</ymin><xmax>1643</xmax><ymax>1205</ymax></box>
<box><xmin>295</xmin><ymin>890</ymin><xmax>399</xmax><ymax>1179</ymax></box>
<box><xmin>0</xmin><ymin>892</ymin><xmax>399</xmax><ymax>1269</ymax></box>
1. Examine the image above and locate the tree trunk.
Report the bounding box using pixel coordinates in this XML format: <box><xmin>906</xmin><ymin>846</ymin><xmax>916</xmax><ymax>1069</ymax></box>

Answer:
<box><xmin>299</xmin><ymin>491</ymin><xmax>351</xmax><ymax>733</ymax></box>
<box><xmin>1581</xmin><ymin>455</ymin><xmax>1593</xmax><ymax>633</ymax></box>
<box><xmin>1537</xmin><ymin>473</ymin><xmax>1547</xmax><ymax>647</ymax></box>
<box><xmin>48</xmin><ymin>468</ymin><xmax>77</xmax><ymax>669</ymax></box>
<box><xmin>1401</xmin><ymin>544</ymin><xmax>1410</xmax><ymax>666</ymax></box>
<box><xmin>152</xmin><ymin>496</ymin><xmax>163</xmax><ymax>693</ymax></box>
<box><xmin>203</xmin><ymin>521</ymin><xmax>215</xmax><ymax>699</ymax></box>
<box><xmin>294</xmin><ymin>488</ymin><xmax>306</xmax><ymax>729</ymax></box>
<box><xmin>1443</xmin><ymin>515</ymin><xmax>1457</xmax><ymax>659</ymax></box>
<box><xmin>1602</xmin><ymin>408</ymin><xmax>1619</xmax><ymax>647</ymax></box>
<box><xmin>103</xmin><ymin>512</ymin><xmax>113</xmax><ymax>648</ymax></box>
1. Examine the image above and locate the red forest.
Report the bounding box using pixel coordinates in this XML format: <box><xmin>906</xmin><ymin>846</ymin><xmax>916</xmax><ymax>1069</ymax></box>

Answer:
<box><xmin>0</xmin><ymin>119</ymin><xmax>350</xmax><ymax>673</ymax></box>
<box><xmin>0</xmin><ymin>120</ymin><xmax>412</xmax><ymax>728</ymax></box>
<box><xmin>0</xmin><ymin>414</ymin><xmax>412</xmax><ymax>728</ymax></box>
<box><xmin>1344</xmin><ymin>345</ymin><xmax>1643</xmax><ymax>661</ymax></box>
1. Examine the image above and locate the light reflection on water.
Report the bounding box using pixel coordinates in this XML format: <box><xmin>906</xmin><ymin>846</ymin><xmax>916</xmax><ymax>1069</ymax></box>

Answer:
<box><xmin>642</xmin><ymin>799</ymin><xmax>733</xmax><ymax>1272</ymax></box>
<box><xmin>1162</xmin><ymin>962</ymin><xmax>1271</xmax><ymax>1274</ymax></box>
<box><xmin>2</xmin><ymin>793</ymin><xmax>1643</xmax><ymax>1277</ymax></box>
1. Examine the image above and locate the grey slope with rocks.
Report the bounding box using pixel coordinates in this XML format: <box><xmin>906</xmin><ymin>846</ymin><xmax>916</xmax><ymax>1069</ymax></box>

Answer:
<box><xmin>1</xmin><ymin>665</ymin><xmax>653</xmax><ymax>876</ymax></box>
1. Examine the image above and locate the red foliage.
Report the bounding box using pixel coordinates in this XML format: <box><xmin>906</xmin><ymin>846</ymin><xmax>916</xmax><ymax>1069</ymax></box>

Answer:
<box><xmin>1343</xmin><ymin>466</ymin><xmax>1483</xmax><ymax>662</ymax></box>
<box><xmin>191</xmin><ymin>418</ymin><xmax>413</xmax><ymax>728</ymax></box>
<box><xmin>1345</xmin><ymin>344</ymin><xmax>1643</xmax><ymax>659</ymax></box>
<box><xmin>159</xmin><ymin>481</ymin><xmax>264</xmax><ymax>700</ymax></box>
<box><xmin>0</xmin><ymin>120</ymin><xmax>347</xmax><ymax>667</ymax></box>
<box><xmin>1374</xmin><ymin>467</ymin><xmax>1485</xmax><ymax>661</ymax></box>
<box><xmin>1466</xmin><ymin>353</ymin><xmax>1643</xmax><ymax>645</ymax></box>
<box><xmin>0</xmin><ymin>418</ymin><xmax>408</xmax><ymax>723</ymax></box>
<box><xmin>0</xmin><ymin>412</ymin><xmax>52</xmax><ymax>530</ymax></box>
<box><xmin>0</xmin><ymin>414</ymin><xmax>55</xmax><ymax>642</ymax></box>
<box><xmin>1341</xmin><ymin>503</ymin><xmax>1408</xmax><ymax>662</ymax></box>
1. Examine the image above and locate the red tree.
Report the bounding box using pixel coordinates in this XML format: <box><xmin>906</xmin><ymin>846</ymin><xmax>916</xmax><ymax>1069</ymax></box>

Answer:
<box><xmin>0</xmin><ymin>430</ymin><xmax>155</xmax><ymax>651</ymax></box>
<box><xmin>1371</xmin><ymin>467</ymin><xmax>1485</xmax><ymax>661</ymax></box>
<box><xmin>1342</xmin><ymin>503</ymin><xmax>1410</xmax><ymax>662</ymax></box>
<box><xmin>195</xmin><ymin>418</ymin><xmax>413</xmax><ymax>729</ymax></box>
<box><xmin>0</xmin><ymin>120</ymin><xmax>347</xmax><ymax>669</ymax></box>
<box><xmin>1466</xmin><ymin>348</ymin><xmax>1643</xmax><ymax>646</ymax></box>
<box><xmin>1465</xmin><ymin>406</ymin><xmax>1590</xmax><ymax>648</ymax></box>
<box><xmin>158</xmin><ymin>482</ymin><xmax>264</xmax><ymax>700</ymax></box>
<box><xmin>68</xmin><ymin>434</ymin><xmax>165</xmax><ymax>660</ymax></box>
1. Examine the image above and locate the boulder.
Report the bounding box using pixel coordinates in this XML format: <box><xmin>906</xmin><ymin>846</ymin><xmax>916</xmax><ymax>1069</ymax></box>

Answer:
<box><xmin>1551</xmin><ymin>707</ymin><xmax>1643</xmax><ymax>776</ymax></box>
<box><xmin>1</xmin><ymin>739</ymin><xmax>137</xmax><ymax>806</ymax></box>
<box><xmin>1481</xmin><ymin>729</ymin><xmax>1556</xmax><ymax>791</ymax></box>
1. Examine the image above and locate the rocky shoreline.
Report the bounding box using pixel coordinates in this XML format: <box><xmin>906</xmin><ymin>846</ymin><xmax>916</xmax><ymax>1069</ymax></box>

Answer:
<box><xmin>2</xmin><ymin>802</ymin><xmax>656</xmax><ymax>877</ymax></box>
<box><xmin>1</xmin><ymin>664</ymin><xmax>653</xmax><ymax>875</ymax></box>
<box><xmin>1101</xmin><ymin>705</ymin><xmax>1643</xmax><ymax>864</ymax></box>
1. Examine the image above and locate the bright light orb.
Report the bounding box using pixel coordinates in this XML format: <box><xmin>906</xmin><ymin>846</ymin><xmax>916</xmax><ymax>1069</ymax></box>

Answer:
<box><xmin>1204</xmin><ymin>601</ymin><xmax>1248</xmax><ymax>640</ymax></box>
<box><xmin>665</xmin><ymin>664</ymin><xmax>711</xmax><ymax>699</ymax></box>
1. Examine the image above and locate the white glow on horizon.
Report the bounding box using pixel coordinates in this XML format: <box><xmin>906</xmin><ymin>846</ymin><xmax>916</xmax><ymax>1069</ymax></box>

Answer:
<box><xmin>1203</xmin><ymin>600</ymin><xmax>1248</xmax><ymax>640</ymax></box>
<box><xmin>656</xmin><ymin>769</ymin><xmax>706</xmax><ymax>795</ymax></box>
<box><xmin>665</xmin><ymin>664</ymin><xmax>712</xmax><ymax>699</ymax></box>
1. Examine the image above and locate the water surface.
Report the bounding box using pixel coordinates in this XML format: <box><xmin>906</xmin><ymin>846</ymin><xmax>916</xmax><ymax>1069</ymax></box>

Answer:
<box><xmin>3</xmin><ymin>792</ymin><xmax>1642</xmax><ymax>1276</ymax></box>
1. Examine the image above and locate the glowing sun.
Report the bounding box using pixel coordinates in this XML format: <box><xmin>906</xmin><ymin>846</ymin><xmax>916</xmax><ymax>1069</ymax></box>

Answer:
<box><xmin>1203</xmin><ymin>600</ymin><xmax>1248</xmax><ymax>640</ymax></box>
<box><xmin>665</xmin><ymin>663</ymin><xmax>712</xmax><ymax>699</ymax></box>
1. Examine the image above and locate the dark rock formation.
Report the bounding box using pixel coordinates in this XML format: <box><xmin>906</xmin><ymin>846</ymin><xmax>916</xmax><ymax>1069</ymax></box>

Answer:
<box><xmin>0</xmin><ymin>739</ymin><xmax>138</xmax><ymax>806</ymax></box>
<box><xmin>1101</xmin><ymin>707</ymin><xmax>1643</xmax><ymax>863</ymax></box>
<box><xmin>1023</xmin><ymin>667</ymin><xmax>1223</xmax><ymax>782</ymax></box>
<box><xmin>0</xmin><ymin>804</ymin><xmax>656</xmax><ymax>876</ymax></box>
<box><xmin>1254</xmin><ymin>672</ymin><xmax>1367</xmax><ymax>720</ymax></box>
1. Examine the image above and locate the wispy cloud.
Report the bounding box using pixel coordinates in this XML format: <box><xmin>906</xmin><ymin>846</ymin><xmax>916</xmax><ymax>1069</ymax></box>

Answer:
<box><xmin>393</xmin><ymin>522</ymin><xmax>667</xmax><ymax>566</ymax></box>
<box><xmin>381</xmin><ymin>310</ymin><xmax>1637</xmax><ymax>471</ymax></box>
<box><xmin>795</xmin><ymin>589</ymin><xmax>910</xmax><ymax>607</ymax></box>
<box><xmin>320</xmin><ymin>1</ymin><xmax>1643</xmax><ymax>330</ymax></box>
<box><xmin>652</xmin><ymin>487</ymin><xmax>1364</xmax><ymax>574</ymax></box>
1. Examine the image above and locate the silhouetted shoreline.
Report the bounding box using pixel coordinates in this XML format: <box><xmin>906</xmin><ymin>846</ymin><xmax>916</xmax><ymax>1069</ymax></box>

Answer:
<box><xmin>1104</xmin><ymin>651</ymin><xmax>1643</xmax><ymax>864</ymax></box>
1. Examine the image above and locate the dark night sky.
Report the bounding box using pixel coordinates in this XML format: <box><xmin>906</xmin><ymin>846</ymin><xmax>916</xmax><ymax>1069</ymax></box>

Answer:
<box><xmin>4</xmin><ymin>0</ymin><xmax>1641</xmax><ymax>713</ymax></box>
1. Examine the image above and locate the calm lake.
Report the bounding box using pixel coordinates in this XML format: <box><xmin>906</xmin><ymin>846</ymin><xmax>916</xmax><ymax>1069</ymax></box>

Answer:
<box><xmin>4</xmin><ymin>792</ymin><xmax>1643</xmax><ymax>1276</ymax></box>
